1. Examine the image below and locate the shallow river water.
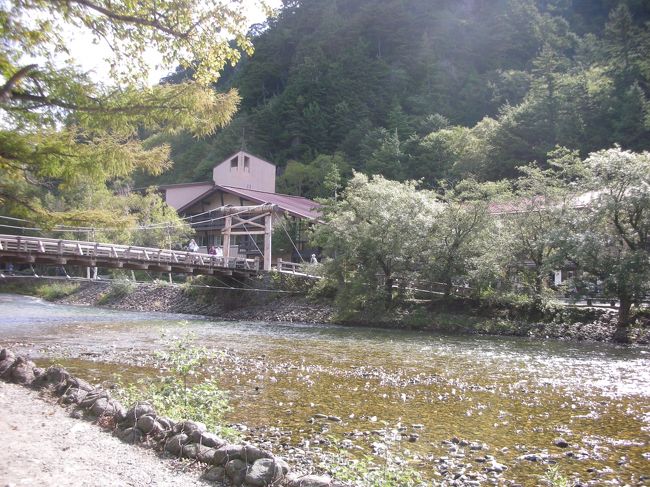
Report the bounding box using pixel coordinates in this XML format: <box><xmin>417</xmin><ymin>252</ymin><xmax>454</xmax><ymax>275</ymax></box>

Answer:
<box><xmin>1</xmin><ymin>294</ymin><xmax>648</xmax><ymax>485</ymax></box>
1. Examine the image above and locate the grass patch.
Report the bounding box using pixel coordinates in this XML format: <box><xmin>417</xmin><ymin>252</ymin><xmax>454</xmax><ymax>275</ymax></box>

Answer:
<box><xmin>98</xmin><ymin>279</ymin><xmax>135</xmax><ymax>304</ymax></box>
<box><xmin>35</xmin><ymin>282</ymin><xmax>80</xmax><ymax>301</ymax></box>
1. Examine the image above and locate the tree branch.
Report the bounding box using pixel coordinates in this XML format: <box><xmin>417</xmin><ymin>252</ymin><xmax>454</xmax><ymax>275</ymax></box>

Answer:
<box><xmin>7</xmin><ymin>91</ymin><xmax>188</xmax><ymax>113</ymax></box>
<box><xmin>0</xmin><ymin>64</ymin><xmax>39</xmax><ymax>102</ymax></box>
<box><xmin>64</xmin><ymin>0</ymin><xmax>193</xmax><ymax>39</ymax></box>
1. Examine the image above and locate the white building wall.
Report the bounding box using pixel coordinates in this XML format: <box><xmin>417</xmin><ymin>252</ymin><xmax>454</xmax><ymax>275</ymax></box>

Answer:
<box><xmin>212</xmin><ymin>151</ymin><xmax>276</xmax><ymax>192</ymax></box>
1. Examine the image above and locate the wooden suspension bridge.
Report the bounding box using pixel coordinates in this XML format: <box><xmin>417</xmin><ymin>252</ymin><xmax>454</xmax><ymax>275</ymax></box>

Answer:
<box><xmin>0</xmin><ymin>205</ymin><xmax>296</xmax><ymax>279</ymax></box>
<box><xmin>0</xmin><ymin>233</ymin><xmax>261</xmax><ymax>278</ymax></box>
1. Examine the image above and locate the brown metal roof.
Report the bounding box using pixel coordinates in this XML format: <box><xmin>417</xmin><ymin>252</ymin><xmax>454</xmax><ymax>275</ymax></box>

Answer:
<box><xmin>177</xmin><ymin>185</ymin><xmax>321</xmax><ymax>220</ymax></box>
<box><xmin>220</xmin><ymin>186</ymin><xmax>321</xmax><ymax>220</ymax></box>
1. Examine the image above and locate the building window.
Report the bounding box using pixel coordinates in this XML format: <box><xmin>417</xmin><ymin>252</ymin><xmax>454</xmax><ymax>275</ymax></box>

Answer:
<box><xmin>230</xmin><ymin>157</ymin><xmax>238</xmax><ymax>170</ymax></box>
<box><xmin>243</xmin><ymin>156</ymin><xmax>250</xmax><ymax>172</ymax></box>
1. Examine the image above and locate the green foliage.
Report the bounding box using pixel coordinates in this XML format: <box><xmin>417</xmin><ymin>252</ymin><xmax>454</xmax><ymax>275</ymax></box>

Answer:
<box><xmin>1</xmin><ymin>0</ymin><xmax>255</xmax><ymax>225</ymax></box>
<box><xmin>321</xmin><ymin>447</ymin><xmax>424</xmax><ymax>487</ymax></box>
<box><xmin>35</xmin><ymin>282</ymin><xmax>80</xmax><ymax>301</ymax></box>
<box><xmin>116</xmin><ymin>326</ymin><xmax>233</xmax><ymax>437</ymax></box>
<box><xmin>98</xmin><ymin>279</ymin><xmax>136</xmax><ymax>304</ymax></box>
<box><xmin>313</xmin><ymin>173</ymin><xmax>440</xmax><ymax>310</ymax></box>
<box><xmin>313</xmin><ymin>145</ymin><xmax>649</xmax><ymax>334</ymax></box>
<box><xmin>562</xmin><ymin>147</ymin><xmax>650</xmax><ymax>328</ymax></box>
<box><xmin>542</xmin><ymin>465</ymin><xmax>570</xmax><ymax>487</ymax></box>
<box><xmin>153</xmin><ymin>0</ymin><xmax>650</xmax><ymax>192</ymax></box>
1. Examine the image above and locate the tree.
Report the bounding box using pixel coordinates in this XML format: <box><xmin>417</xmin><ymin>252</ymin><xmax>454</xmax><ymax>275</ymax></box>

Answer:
<box><xmin>423</xmin><ymin>180</ymin><xmax>499</xmax><ymax>298</ymax></box>
<box><xmin>565</xmin><ymin>147</ymin><xmax>650</xmax><ymax>338</ymax></box>
<box><xmin>313</xmin><ymin>172</ymin><xmax>439</xmax><ymax>311</ymax></box>
<box><xmin>501</xmin><ymin>147</ymin><xmax>584</xmax><ymax>303</ymax></box>
<box><xmin>1</xmin><ymin>0</ymin><xmax>256</xmax><ymax>226</ymax></box>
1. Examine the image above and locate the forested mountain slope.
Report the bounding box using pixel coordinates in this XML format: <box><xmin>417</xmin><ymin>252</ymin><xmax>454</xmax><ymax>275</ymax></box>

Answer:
<box><xmin>139</xmin><ymin>0</ymin><xmax>650</xmax><ymax>198</ymax></box>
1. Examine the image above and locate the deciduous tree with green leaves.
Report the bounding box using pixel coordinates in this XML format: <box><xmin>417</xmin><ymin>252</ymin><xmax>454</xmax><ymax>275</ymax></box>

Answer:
<box><xmin>564</xmin><ymin>147</ymin><xmax>650</xmax><ymax>339</ymax></box>
<box><xmin>500</xmin><ymin>147</ymin><xmax>585</xmax><ymax>304</ymax></box>
<box><xmin>313</xmin><ymin>173</ymin><xmax>440</xmax><ymax>311</ymax></box>
<box><xmin>423</xmin><ymin>180</ymin><xmax>502</xmax><ymax>299</ymax></box>
<box><xmin>1</xmin><ymin>0</ymin><xmax>257</xmax><ymax>230</ymax></box>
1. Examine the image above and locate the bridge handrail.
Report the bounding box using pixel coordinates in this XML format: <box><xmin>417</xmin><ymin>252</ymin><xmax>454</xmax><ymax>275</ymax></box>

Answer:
<box><xmin>0</xmin><ymin>234</ymin><xmax>259</xmax><ymax>271</ymax></box>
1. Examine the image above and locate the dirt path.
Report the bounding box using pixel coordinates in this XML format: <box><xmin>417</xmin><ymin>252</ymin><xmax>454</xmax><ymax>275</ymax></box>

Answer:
<box><xmin>0</xmin><ymin>382</ymin><xmax>208</xmax><ymax>487</ymax></box>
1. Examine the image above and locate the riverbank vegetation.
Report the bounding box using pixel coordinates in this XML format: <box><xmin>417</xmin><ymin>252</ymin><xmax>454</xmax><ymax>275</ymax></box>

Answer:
<box><xmin>115</xmin><ymin>327</ymin><xmax>234</xmax><ymax>438</ymax></box>
<box><xmin>312</xmin><ymin>147</ymin><xmax>650</xmax><ymax>342</ymax></box>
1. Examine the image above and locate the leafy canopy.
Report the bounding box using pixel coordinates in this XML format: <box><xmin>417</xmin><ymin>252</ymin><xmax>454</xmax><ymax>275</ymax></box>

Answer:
<box><xmin>1</xmin><ymin>0</ymin><xmax>259</xmax><ymax>230</ymax></box>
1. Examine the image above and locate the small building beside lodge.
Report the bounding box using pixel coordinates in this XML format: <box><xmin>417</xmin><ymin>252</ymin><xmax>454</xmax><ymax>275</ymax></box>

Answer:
<box><xmin>160</xmin><ymin>151</ymin><xmax>321</xmax><ymax>266</ymax></box>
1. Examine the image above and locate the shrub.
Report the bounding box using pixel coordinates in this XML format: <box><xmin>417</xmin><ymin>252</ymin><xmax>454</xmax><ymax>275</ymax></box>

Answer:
<box><xmin>98</xmin><ymin>279</ymin><xmax>135</xmax><ymax>304</ymax></box>
<box><xmin>36</xmin><ymin>282</ymin><xmax>79</xmax><ymax>300</ymax></box>
<box><xmin>115</xmin><ymin>326</ymin><xmax>235</xmax><ymax>438</ymax></box>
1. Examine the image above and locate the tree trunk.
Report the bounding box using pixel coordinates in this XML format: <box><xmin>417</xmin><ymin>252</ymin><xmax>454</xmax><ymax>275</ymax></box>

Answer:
<box><xmin>614</xmin><ymin>294</ymin><xmax>632</xmax><ymax>343</ymax></box>
<box><xmin>384</xmin><ymin>276</ymin><xmax>393</xmax><ymax>309</ymax></box>
<box><xmin>533</xmin><ymin>272</ymin><xmax>545</xmax><ymax>307</ymax></box>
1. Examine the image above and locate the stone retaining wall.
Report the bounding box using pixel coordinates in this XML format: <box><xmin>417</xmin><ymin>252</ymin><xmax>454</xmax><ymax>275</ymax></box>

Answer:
<box><xmin>0</xmin><ymin>348</ymin><xmax>334</xmax><ymax>487</ymax></box>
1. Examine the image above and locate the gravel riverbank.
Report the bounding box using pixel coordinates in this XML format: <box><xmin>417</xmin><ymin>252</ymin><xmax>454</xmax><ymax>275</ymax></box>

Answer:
<box><xmin>0</xmin><ymin>381</ymin><xmax>210</xmax><ymax>487</ymax></box>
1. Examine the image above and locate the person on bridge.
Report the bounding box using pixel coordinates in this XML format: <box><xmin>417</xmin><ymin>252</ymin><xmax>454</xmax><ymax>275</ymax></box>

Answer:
<box><xmin>188</xmin><ymin>239</ymin><xmax>199</xmax><ymax>252</ymax></box>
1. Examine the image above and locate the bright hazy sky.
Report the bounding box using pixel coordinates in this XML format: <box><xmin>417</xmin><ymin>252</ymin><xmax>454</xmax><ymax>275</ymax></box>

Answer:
<box><xmin>63</xmin><ymin>1</ymin><xmax>281</xmax><ymax>86</ymax></box>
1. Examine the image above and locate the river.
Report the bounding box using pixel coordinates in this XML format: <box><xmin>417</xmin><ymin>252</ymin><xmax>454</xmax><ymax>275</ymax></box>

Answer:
<box><xmin>1</xmin><ymin>294</ymin><xmax>648</xmax><ymax>485</ymax></box>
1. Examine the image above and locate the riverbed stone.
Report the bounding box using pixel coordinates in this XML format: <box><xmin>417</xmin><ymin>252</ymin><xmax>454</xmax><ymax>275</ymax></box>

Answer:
<box><xmin>245</xmin><ymin>458</ymin><xmax>290</xmax><ymax>486</ymax></box>
<box><xmin>164</xmin><ymin>433</ymin><xmax>189</xmax><ymax>456</ymax></box>
<box><xmin>90</xmin><ymin>397</ymin><xmax>112</xmax><ymax>416</ymax></box>
<box><xmin>243</xmin><ymin>444</ymin><xmax>274</xmax><ymax>463</ymax></box>
<box><xmin>156</xmin><ymin>416</ymin><xmax>174</xmax><ymax>431</ymax></box>
<box><xmin>8</xmin><ymin>356</ymin><xmax>36</xmax><ymax>384</ymax></box>
<box><xmin>117</xmin><ymin>427</ymin><xmax>144</xmax><ymax>444</ymax></box>
<box><xmin>122</xmin><ymin>403</ymin><xmax>156</xmax><ymax>426</ymax></box>
<box><xmin>174</xmin><ymin>420</ymin><xmax>206</xmax><ymax>436</ymax></box>
<box><xmin>61</xmin><ymin>387</ymin><xmax>88</xmax><ymax>405</ymax></box>
<box><xmin>93</xmin><ymin>397</ymin><xmax>123</xmax><ymax>417</ymax></box>
<box><xmin>44</xmin><ymin>365</ymin><xmax>69</xmax><ymax>385</ymax></box>
<box><xmin>203</xmin><ymin>466</ymin><xmax>226</xmax><ymax>482</ymax></box>
<box><xmin>285</xmin><ymin>474</ymin><xmax>332</xmax><ymax>487</ymax></box>
<box><xmin>78</xmin><ymin>389</ymin><xmax>109</xmax><ymax>409</ymax></box>
<box><xmin>189</xmin><ymin>430</ymin><xmax>227</xmax><ymax>449</ymax></box>
<box><xmin>0</xmin><ymin>356</ymin><xmax>16</xmax><ymax>377</ymax></box>
<box><xmin>181</xmin><ymin>443</ymin><xmax>202</xmax><ymax>459</ymax></box>
<box><xmin>68</xmin><ymin>376</ymin><xmax>94</xmax><ymax>392</ymax></box>
<box><xmin>0</xmin><ymin>349</ymin><xmax>14</xmax><ymax>361</ymax></box>
<box><xmin>553</xmin><ymin>437</ymin><xmax>569</xmax><ymax>448</ymax></box>
<box><xmin>196</xmin><ymin>446</ymin><xmax>217</xmax><ymax>464</ymax></box>
<box><xmin>136</xmin><ymin>415</ymin><xmax>158</xmax><ymax>435</ymax></box>
<box><xmin>225</xmin><ymin>458</ymin><xmax>248</xmax><ymax>485</ymax></box>
<box><xmin>213</xmin><ymin>444</ymin><xmax>245</xmax><ymax>466</ymax></box>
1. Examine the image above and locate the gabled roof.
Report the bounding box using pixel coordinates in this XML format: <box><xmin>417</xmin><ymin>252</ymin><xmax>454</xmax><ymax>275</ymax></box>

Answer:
<box><xmin>159</xmin><ymin>181</ymin><xmax>214</xmax><ymax>189</ymax></box>
<box><xmin>217</xmin><ymin>150</ymin><xmax>276</xmax><ymax>168</ymax></box>
<box><xmin>177</xmin><ymin>184</ymin><xmax>321</xmax><ymax>220</ymax></box>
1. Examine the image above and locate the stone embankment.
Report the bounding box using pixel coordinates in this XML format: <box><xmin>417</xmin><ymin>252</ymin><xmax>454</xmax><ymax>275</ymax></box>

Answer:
<box><xmin>0</xmin><ymin>348</ymin><xmax>334</xmax><ymax>487</ymax></box>
<box><xmin>60</xmin><ymin>280</ymin><xmax>335</xmax><ymax>324</ymax></box>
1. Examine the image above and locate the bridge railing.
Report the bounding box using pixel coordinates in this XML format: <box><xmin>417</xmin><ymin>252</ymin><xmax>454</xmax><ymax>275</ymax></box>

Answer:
<box><xmin>0</xmin><ymin>234</ymin><xmax>259</xmax><ymax>271</ymax></box>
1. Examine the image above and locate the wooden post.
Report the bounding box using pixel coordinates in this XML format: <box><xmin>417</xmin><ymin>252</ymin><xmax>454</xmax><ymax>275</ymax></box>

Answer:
<box><xmin>264</xmin><ymin>212</ymin><xmax>272</xmax><ymax>271</ymax></box>
<box><xmin>223</xmin><ymin>215</ymin><xmax>232</xmax><ymax>261</ymax></box>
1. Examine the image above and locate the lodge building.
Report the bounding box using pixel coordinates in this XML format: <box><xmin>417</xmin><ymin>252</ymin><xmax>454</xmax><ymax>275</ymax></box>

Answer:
<box><xmin>161</xmin><ymin>151</ymin><xmax>320</xmax><ymax>264</ymax></box>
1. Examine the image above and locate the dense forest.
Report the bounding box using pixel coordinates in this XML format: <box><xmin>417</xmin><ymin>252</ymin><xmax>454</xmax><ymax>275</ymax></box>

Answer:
<box><xmin>138</xmin><ymin>0</ymin><xmax>650</xmax><ymax>198</ymax></box>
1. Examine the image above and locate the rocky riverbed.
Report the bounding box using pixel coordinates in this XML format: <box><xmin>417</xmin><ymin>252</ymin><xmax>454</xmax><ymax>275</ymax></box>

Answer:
<box><xmin>1</xmin><ymin>290</ymin><xmax>648</xmax><ymax>486</ymax></box>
